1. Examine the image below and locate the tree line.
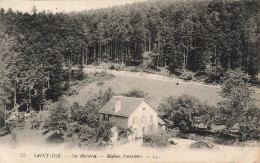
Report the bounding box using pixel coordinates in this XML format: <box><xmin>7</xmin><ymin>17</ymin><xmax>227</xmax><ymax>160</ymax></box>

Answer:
<box><xmin>0</xmin><ymin>0</ymin><xmax>259</xmax><ymax>114</ymax></box>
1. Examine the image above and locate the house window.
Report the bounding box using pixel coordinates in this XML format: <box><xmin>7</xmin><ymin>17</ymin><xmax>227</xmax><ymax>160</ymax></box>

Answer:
<box><xmin>104</xmin><ymin>114</ymin><xmax>109</xmax><ymax>121</ymax></box>
<box><xmin>150</xmin><ymin>115</ymin><xmax>153</xmax><ymax>122</ymax></box>
<box><xmin>141</xmin><ymin>116</ymin><xmax>146</xmax><ymax>124</ymax></box>
<box><xmin>142</xmin><ymin>127</ymin><xmax>145</xmax><ymax>134</ymax></box>
<box><xmin>133</xmin><ymin>128</ymin><xmax>138</xmax><ymax>134</ymax></box>
<box><xmin>133</xmin><ymin>117</ymin><xmax>139</xmax><ymax>124</ymax></box>
<box><xmin>148</xmin><ymin>126</ymin><xmax>153</xmax><ymax>133</ymax></box>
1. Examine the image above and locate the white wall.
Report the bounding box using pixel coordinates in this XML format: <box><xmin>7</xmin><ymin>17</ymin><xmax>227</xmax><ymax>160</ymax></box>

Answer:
<box><xmin>128</xmin><ymin>101</ymin><xmax>158</xmax><ymax>137</ymax></box>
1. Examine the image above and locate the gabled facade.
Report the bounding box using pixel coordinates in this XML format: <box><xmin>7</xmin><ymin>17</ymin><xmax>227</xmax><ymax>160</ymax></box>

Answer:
<box><xmin>99</xmin><ymin>96</ymin><xmax>165</xmax><ymax>138</ymax></box>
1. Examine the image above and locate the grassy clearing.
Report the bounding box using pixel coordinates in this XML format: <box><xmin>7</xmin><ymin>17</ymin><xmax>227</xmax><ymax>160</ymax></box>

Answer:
<box><xmin>74</xmin><ymin>69</ymin><xmax>223</xmax><ymax>108</ymax></box>
<box><xmin>115</xmin><ymin>75</ymin><xmax>222</xmax><ymax>107</ymax></box>
<box><xmin>66</xmin><ymin>71</ymin><xmax>114</xmax><ymax>95</ymax></box>
<box><xmin>65</xmin><ymin>71</ymin><xmax>115</xmax><ymax>104</ymax></box>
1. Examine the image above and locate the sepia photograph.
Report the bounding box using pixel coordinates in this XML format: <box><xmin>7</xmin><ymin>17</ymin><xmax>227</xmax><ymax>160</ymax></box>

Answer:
<box><xmin>0</xmin><ymin>0</ymin><xmax>259</xmax><ymax>162</ymax></box>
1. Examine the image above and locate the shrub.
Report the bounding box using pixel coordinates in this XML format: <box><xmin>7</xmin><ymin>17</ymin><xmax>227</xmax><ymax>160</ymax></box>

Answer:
<box><xmin>121</xmin><ymin>88</ymin><xmax>148</xmax><ymax>98</ymax></box>
<box><xmin>204</xmin><ymin>67</ymin><xmax>224</xmax><ymax>84</ymax></box>
<box><xmin>30</xmin><ymin>119</ymin><xmax>41</xmax><ymax>129</ymax></box>
<box><xmin>189</xmin><ymin>141</ymin><xmax>214</xmax><ymax>149</ymax></box>
<box><xmin>75</xmin><ymin>122</ymin><xmax>112</xmax><ymax>148</ymax></box>
<box><xmin>109</xmin><ymin>65</ymin><xmax>115</xmax><ymax>70</ymax></box>
<box><xmin>92</xmin><ymin>62</ymin><xmax>100</xmax><ymax>66</ymax></box>
<box><xmin>64</xmin><ymin>88</ymin><xmax>78</xmax><ymax>96</ymax></box>
<box><xmin>42</xmin><ymin>130</ymin><xmax>49</xmax><ymax>135</ymax></box>
<box><xmin>212</xmin><ymin>137</ymin><xmax>236</xmax><ymax>145</ymax></box>
<box><xmin>143</xmin><ymin>131</ymin><xmax>170</xmax><ymax>148</ymax></box>
<box><xmin>0</xmin><ymin>112</ymin><xmax>4</xmax><ymax>129</ymax></box>
<box><xmin>117</xmin><ymin>127</ymin><xmax>132</xmax><ymax>141</ymax></box>
<box><xmin>46</xmin><ymin>132</ymin><xmax>64</xmax><ymax>144</ymax></box>
<box><xmin>0</xmin><ymin>126</ymin><xmax>10</xmax><ymax>136</ymax></box>
<box><xmin>180</xmin><ymin>71</ymin><xmax>193</xmax><ymax>80</ymax></box>
<box><xmin>178</xmin><ymin>133</ymin><xmax>190</xmax><ymax>139</ymax></box>
<box><xmin>130</xmin><ymin>67</ymin><xmax>139</xmax><ymax>72</ymax></box>
<box><xmin>205</xmin><ymin>73</ymin><xmax>221</xmax><ymax>83</ymax></box>
<box><xmin>188</xmin><ymin>133</ymin><xmax>199</xmax><ymax>141</ymax></box>
<box><xmin>193</xmin><ymin>71</ymin><xmax>206</xmax><ymax>81</ymax></box>
<box><xmin>96</xmin><ymin>81</ymin><xmax>104</xmax><ymax>86</ymax></box>
<box><xmin>194</xmin><ymin>71</ymin><xmax>205</xmax><ymax>77</ymax></box>
<box><xmin>94</xmin><ymin>71</ymin><xmax>115</xmax><ymax>79</ymax></box>
<box><xmin>167</xmin><ymin>128</ymin><xmax>181</xmax><ymax>137</ymax></box>
<box><xmin>168</xmin><ymin>61</ymin><xmax>182</xmax><ymax>76</ymax></box>
<box><xmin>115</xmin><ymin>66</ymin><xmax>121</xmax><ymax>71</ymax></box>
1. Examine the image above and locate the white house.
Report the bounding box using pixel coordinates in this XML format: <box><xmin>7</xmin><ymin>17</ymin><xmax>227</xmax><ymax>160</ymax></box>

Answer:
<box><xmin>99</xmin><ymin>96</ymin><xmax>166</xmax><ymax>138</ymax></box>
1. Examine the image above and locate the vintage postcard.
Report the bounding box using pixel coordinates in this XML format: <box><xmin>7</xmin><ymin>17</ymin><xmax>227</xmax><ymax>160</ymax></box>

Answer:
<box><xmin>0</xmin><ymin>0</ymin><xmax>259</xmax><ymax>162</ymax></box>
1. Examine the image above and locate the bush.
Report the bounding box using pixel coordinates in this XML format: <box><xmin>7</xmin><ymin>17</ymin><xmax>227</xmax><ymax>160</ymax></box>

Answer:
<box><xmin>168</xmin><ymin>62</ymin><xmax>182</xmax><ymax>76</ymax></box>
<box><xmin>180</xmin><ymin>71</ymin><xmax>193</xmax><ymax>80</ymax></box>
<box><xmin>109</xmin><ymin>65</ymin><xmax>115</xmax><ymax>70</ymax></box>
<box><xmin>193</xmin><ymin>71</ymin><xmax>206</xmax><ymax>81</ymax></box>
<box><xmin>46</xmin><ymin>132</ymin><xmax>64</xmax><ymax>144</ymax></box>
<box><xmin>194</xmin><ymin>71</ymin><xmax>205</xmax><ymax>77</ymax></box>
<box><xmin>130</xmin><ymin>67</ymin><xmax>139</xmax><ymax>72</ymax></box>
<box><xmin>117</xmin><ymin>127</ymin><xmax>131</xmax><ymax>141</ymax></box>
<box><xmin>64</xmin><ymin>88</ymin><xmax>78</xmax><ymax>96</ymax></box>
<box><xmin>30</xmin><ymin>119</ymin><xmax>41</xmax><ymax>129</ymax></box>
<box><xmin>0</xmin><ymin>126</ymin><xmax>10</xmax><ymax>136</ymax></box>
<box><xmin>188</xmin><ymin>133</ymin><xmax>199</xmax><ymax>141</ymax></box>
<box><xmin>75</xmin><ymin>122</ymin><xmax>112</xmax><ymax>148</ymax></box>
<box><xmin>148</xmin><ymin>64</ymin><xmax>157</xmax><ymax>70</ymax></box>
<box><xmin>189</xmin><ymin>141</ymin><xmax>214</xmax><ymax>149</ymax></box>
<box><xmin>212</xmin><ymin>137</ymin><xmax>236</xmax><ymax>145</ymax></box>
<box><xmin>42</xmin><ymin>130</ymin><xmax>49</xmax><ymax>135</ymax></box>
<box><xmin>178</xmin><ymin>133</ymin><xmax>190</xmax><ymax>139</ymax></box>
<box><xmin>121</xmin><ymin>88</ymin><xmax>148</xmax><ymax>98</ymax></box>
<box><xmin>65</xmin><ymin>123</ymin><xmax>77</xmax><ymax>137</ymax></box>
<box><xmin>167</xmin><ymin>128</ymin><xmax>182</xmax><ymax>137</ymax></box>
<box><xmin>143</xmin><ymin>131</ymin><xmax>170</xmax><ymax>148</ymax></box>
<box><xmin>205</xmin><ymin>73</ymin><xmax>221</xmax><ymax>83</ymax></box>
<box><xmin>92</xmin><ymin>62</ymin><xmax>100</xmax><ymax>66</ymax></box>
<box><xmin>96</xmin><ymin>81</ymin><xmax>104</xmax><ymax>86</ymax></box>
<box><xmin>94</xmin><ymin>71</ymin><xmax>115</xmax><ymax>79</ymax></box>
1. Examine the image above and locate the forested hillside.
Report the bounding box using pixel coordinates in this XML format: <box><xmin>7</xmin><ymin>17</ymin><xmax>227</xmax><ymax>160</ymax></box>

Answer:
<box><xmin>0</xmin><ymin>0</ymin><xmax>259</xmax><ymax>114</ymax></box>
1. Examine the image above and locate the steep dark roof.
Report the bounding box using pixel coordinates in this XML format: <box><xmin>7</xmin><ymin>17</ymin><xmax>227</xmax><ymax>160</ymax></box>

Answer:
<box><xmin>99</xmin><ymin>96</ymin><xmax>151</xmax><ymax>117</ymax></box>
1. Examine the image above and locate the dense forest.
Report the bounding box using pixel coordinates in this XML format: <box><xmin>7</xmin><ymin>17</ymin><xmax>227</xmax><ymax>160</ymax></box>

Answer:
<box><xmin>0</xmin><ymin>0</ymin><xmax>259</xmax><ymax>113</ymax></box>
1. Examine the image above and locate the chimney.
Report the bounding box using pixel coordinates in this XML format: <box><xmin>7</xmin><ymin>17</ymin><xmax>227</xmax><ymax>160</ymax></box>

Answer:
<box><xmin>114</xmin><ymin>97</ymin><xmax>121</xmax><ymax>113</ymax></box>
